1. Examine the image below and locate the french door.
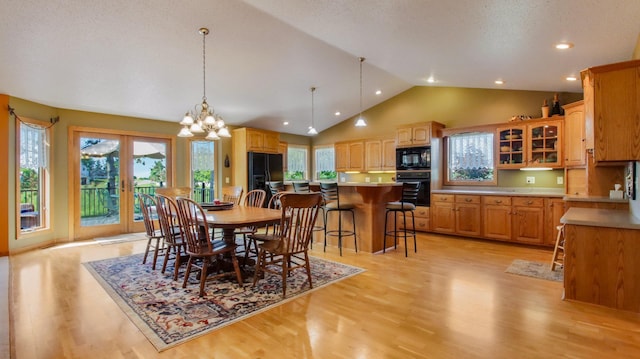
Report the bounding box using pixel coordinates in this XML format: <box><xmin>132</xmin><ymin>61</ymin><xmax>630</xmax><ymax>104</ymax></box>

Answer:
<box><xmin>71</xmin><ymin>129</ymin><xmax>173</xmax><ymax>240</ymax></box>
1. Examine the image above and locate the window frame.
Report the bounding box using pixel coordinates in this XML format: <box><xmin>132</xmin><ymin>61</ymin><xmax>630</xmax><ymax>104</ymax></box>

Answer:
<box><xmin>443</xmin><ymin>127</ymin><xmax>497</xmax><ymax>186</ymax></box>
<box><xmin>15</xmin><ymin>116</ymin><xmax>53</xmax><ymax>237</ymax></box>
<box><xmin>312</xmin><ymin>145</ymin><xmax>337</xmax><ymax>181</ymax></box>
<box><xmin>188</xmin><ymin>139</ymin><xmax>218</xmax><ymax>202</ymax></box>
<box><xmin>285</xmin><ymin>144</ymin><xmax>310</xmax><ymax>181</ymax></box>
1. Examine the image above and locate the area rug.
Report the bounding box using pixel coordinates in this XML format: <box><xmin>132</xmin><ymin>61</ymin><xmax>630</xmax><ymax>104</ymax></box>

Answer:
<box><xmin>505</xmin><ymin>259</ymin><xmax>563</xmax><ymax>282</ymax></box>
<box><xmin>84</xmin><ymin>253</ymin><xmax>363</xmax><ymax>351</ymax></box>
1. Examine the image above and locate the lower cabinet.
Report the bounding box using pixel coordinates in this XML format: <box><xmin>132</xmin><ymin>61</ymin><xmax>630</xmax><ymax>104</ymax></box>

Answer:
<box><xmin>433</xmin><ymin>193</ymin><xmax>560</xmax><ymax>247</ymax></box>
<box><xmin>431</xmin><ymin>194</ymin><xmax>481</xmax><ymax>237</ymax></box>
<box><xmin>397</xmin><ymin>206</ymin><xmax>430</xmax><ymax>232</ymax></box>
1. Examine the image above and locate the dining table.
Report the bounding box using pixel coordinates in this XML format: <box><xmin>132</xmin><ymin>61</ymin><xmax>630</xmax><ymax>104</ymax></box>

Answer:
<box><xmin>204</xmin><ymin>205</ymin><xmax>282</xmax><ymax>245</ymax></box>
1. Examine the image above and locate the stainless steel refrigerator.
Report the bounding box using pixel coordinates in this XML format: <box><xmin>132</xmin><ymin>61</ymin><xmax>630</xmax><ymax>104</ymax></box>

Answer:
<box><xmin>247</xmin><ymin>152</ymin><xmax>284</xmax><ymax>204</ymax></box>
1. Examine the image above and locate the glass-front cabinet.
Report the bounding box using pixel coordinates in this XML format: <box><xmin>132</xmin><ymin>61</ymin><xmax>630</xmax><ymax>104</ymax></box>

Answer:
<box><xmin>497</xmin><ymin>126</ymin><xmax>525</xmax><ymax>168</ymax></box>
<box><xmin>497</xmin><ymin>119</ymin><xmax>563</xmax><ymax>169</ymax></box>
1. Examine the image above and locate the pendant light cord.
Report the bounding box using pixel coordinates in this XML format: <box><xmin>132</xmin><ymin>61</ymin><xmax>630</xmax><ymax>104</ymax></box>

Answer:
<box><xmin>359</xmin><ymin>57</ymin><xmax>365</xmax><ymax>118</ymax></box>
<box><xmin>201</xmin><ymin>28</ymin><xmax>208</xmax><ymax>102</ymax></box>
<box><xmin>311</xmin><ymin>86</ymin><xmax>315</xmax><ymax>127</ymax></box>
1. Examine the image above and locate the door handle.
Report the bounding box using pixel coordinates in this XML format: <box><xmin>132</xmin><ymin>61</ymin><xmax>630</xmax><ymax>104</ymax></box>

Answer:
<box><xmin>121</xmin><ymin>180</ymin><xmax>125</xmax><ymax>193</ymax></box>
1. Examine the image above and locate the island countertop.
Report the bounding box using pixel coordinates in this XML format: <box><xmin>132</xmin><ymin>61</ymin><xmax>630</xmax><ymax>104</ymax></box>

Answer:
<box><xmin>431</xmin><ymin>187</ymin><xmax>564</xmax><ymax>197</ymax></box>
<box><xmin>308</xmin><ymin>181</ymin><xmax>401</xmax><ymax>187</ymax></box>
<box><xmin>561</xmin><ymin>207</ymin><xmax>640</xmax><ymax>230</ymax></box>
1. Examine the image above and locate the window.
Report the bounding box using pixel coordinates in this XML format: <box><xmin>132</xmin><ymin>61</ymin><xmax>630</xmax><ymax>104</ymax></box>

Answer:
<box><xmin>446</xmin><ymin>132</ymin><xmax>496</xmax><ymax>185</ymax></box>
<box><xmin>191</xmin><ymin>141</ymin><xmax>215</xmax><ymax>202</ymax></box>
<box><xmin>17</xmin><ymin>118</ymin><xmax>51</xmax><ymax>233</ymax></box>
<box><xmin>314</xmin><ymin>146</ymin><xmax>336</xmax><ymax>180</ymax></box>
<box><xmin>286</xmin><ymin>145</ymin><xmax>309</xmax><ymax>180</ymax></box>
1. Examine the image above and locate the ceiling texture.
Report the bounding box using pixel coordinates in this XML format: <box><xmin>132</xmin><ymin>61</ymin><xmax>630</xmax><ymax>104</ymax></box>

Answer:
<box><xmin>1</xmin><ymin>0</ymin><xmax>639</xmax><ymax>136</ymax></box>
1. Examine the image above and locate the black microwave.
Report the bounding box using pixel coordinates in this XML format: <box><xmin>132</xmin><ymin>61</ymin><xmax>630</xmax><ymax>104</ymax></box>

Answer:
<box><xmin>396</xmin><ymin>146</ymin><xmax>431</xmax><ymax>170</ymax></box>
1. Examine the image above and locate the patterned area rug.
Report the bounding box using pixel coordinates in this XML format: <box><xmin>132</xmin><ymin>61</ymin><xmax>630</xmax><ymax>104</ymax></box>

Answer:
<box><xmin>84</xmin><ymin>253</ymin><xmax>363</xmax><ymax>351</ymax></box>
<box><xmin>505</xmin><ymin>259</ymin><xmax>563</xmax><ymax>282</ymax></box>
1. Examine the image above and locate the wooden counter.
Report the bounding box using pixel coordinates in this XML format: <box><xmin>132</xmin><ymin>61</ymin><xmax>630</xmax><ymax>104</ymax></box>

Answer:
<box><xmin>561</xmin><ymin>208</ymin><xmax>640</xmax><ymax>312</ymax></box>
<box><xmin>311</xmin><ymin>183</ymin><xmax>402</xmax><ymax>253</ymax></box>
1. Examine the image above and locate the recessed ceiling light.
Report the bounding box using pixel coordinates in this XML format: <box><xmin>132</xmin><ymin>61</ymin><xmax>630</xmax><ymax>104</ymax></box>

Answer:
<box><xmin>427</xmin><ymin>76</ymin><xmax>435</xmax><ymax>83</ymax></box>
<box><xmin>283</xmin><ymin>121</ymin><xmax>289</xmax><ymax>125</ymax></box>
<box><xmin>375</xmin><ymin>90</ymin><xmax>382</xmax><ymax>95</ymax></box>
<box><xmin>495</xmin><ymin>80</ymin><xmax>504</xmax><ymax>85</ymax></box>
<box><xmin>334</xmin><ymin>111</ymin><xmax>341</xmax><ymax>116</ymax></box>
<box><xmin>566</xmin><ymin>76</ymin><xmax>577</xmax><ymax>81</ymax></box>
<box><xmin>555</xmin><ymin>42</ymin><xmax>574</xmax><ymax>50</ymax></box>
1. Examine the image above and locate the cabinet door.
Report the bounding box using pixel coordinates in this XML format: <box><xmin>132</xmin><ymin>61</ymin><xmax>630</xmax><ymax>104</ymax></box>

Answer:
<box><xmin>455</xmin><ymin>203</ymin><xmax>481</xmax><ymax>236</ymax></box>
<box><xmin>545</xmin><ymin>198</ymin><xmax>565</xmax><ymax>247</ymax></box>
<box><xmin>365</xmin><ymin>140</ymin><xmax>382</xmax><ymax>171</ymax></box>
<box><xmin>335</xmin><ymin>143</ymin><xmax>349</xmax><ymax>172</ymax></box>
<box><xmin>246</xmin><ymin>130</ymin><xmax>264</xmax><ymax>152</ymax></box>
<box><xmin>349</xmin><ymin>142</ymin><xmax>365</xmax><ymax>171</ymax></box>
<box><xmin>565</xmin><ymin>168</ymin><xmax>587</xmax><ymax>196</ymax></box>
<box><xmin>512</xmin><ymin>205</ymin><xmax>545</xmax><ymax>244</ymax></box>
<box><xmin>431</xmin><ymin>201</ymin><xmax>455</xmax><ymax>233</ymax></box>
<box><xmin>564</xmin><ymin>103</ymin><xmax>586</xmax><ymax>166</ymax></box>
<box><xmin>497</xmin><ymin>126</ymin><xmax>526</xmax><ymax>168</ymax></box>
<box><xmin>263</xmin><ymin>132</ymin><xmax>280</xmax><ymax>153</ymax></box>
<box><xmin>412</xmin><ymin>125</ymin><xmax>431</xmax><ymax>145</ymax></box>
<box><xmin>382</xmin><ymin>138</ymin><xmax>396</xmax><ymax>170</ymax></box>
<box><xmin>593</xmin><ymin>67</ymin><xmax>640</xmax><ymax>161</ymax></box>
<box><xmin>528</xmin><ymin>121</ymin><xmax>562</xmax><ymax>168</ymax></box>
<box><xmin>483</xmin><ymin>205</ymin><xmax>511</xmax><ymax>241</ymax></box>
<box><xmin>396</xmin><ymin>127</ymin><xmax>413</xmax><ymax>147</ymax></box>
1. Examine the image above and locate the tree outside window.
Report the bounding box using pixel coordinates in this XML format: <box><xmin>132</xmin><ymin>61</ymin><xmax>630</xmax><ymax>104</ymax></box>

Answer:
<box><xmin>314</xmin><ymin>146</ymin><xmax>336</xmax><ymax>180</ymax></box>
<box><xmin>286</xmin><ymin>146</ymin><xmax>308</xmax><ymax>180</ymax></box>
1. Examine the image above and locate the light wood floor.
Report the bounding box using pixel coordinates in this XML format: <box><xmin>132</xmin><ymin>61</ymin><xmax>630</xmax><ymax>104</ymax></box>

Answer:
<box><xmin>8</xmin><ymin>233</ymin><xmax>640</xmax><ymax>358</ymax></box>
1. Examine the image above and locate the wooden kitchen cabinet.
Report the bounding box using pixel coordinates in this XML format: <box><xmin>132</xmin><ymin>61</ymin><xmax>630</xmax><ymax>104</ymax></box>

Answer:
<box><xmin>396</xmin><ymin>122</ymin><xmax>444</xmax><ymax>148</ymax></box>
<box><xmin>431</xmin><ymin>194</ymin><xmax>455</xmax><ymax>233</ymax></box>
<box><xmin>242</xmin><ymin>128</ymin><xmax>280</xmax><ymax>153</ymax></box>
<box><xmin>497</xmin><ymin>119</ymin><xmax>563</xmax><ymax>169</ymax></box>
<box><xmin>397</xmin><ymin>206</ymin><xmax>430</xmax><ymax>232</ymax></box>
<box><xmin>335</xmin><ymin>140</ymin><xmax>364</xmax><ymax>172</ymax></box>
<box><xmin>512</xmin><ymin>197</ymin><xmax>545</xmax><ymax>244</ymax></box>
<box><xmin>563</xmin><ymin>100</ymin><xmax>586</xmax><ymax>166</ymax></box>
<box><xmin>365</xmin><ymin>138</ymin><xmax>396</xmax><ymax>171</ymax></box>
<box><xmin>582</xmin><ymin>59</ymin><xmax>640</xmax><ymax>161</ymax></box>
<box><xmin>431</xmin><ymin>194</ymin><xmax>481</xmax><ymax>236</ymax></box>
<box><xmin>278</xmin><ymin>142</ymin><xmax>288</xmax><ymax>172</ymax></box>
<box><xmin>544</xmin><ymin>198</ymin><xmax>565</xmax><ymax>247</ymax></box>
<box><xmin>482</xmin><ymin>196</ymin><xmax>512</xmax><ymax>241</ymax></box>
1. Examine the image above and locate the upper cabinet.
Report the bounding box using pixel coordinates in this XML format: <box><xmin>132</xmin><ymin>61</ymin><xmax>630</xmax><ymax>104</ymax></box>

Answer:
<box><xmin>335</xmin><ymin>140</ymin><xmax>364</xmax><ymax>172</ymax></box>
<box><xmin>241</xmin><ymin>128</ymin><xmax>280</xmax><ymax>153</ymax></box>
<box><xmin>563</xmin><ymin>100</ymin><xmax>586</xmax><ymax>167</ymax></box>
<box><xmin>278</xmin><ymin>142</ymin><xmax>288</xmax><ymax>172</ymax></box>
<box><xmin>396</xmin><ymin>122</ymin><xmax>444</xmax><ymax>148</ymax></box>
<box><xmin>582</xmin><ymin>60</ymin><xmax>640</xmax><ymax>162</ymax></box>
<box><xmin>365</xmin><ymin>138</ymin><xmax>396</xmax><ymax>171</ymax></box>
<box><xmin>497</xmin><ymin>119</ymin><xmax>563</xmax><ymax>169</ymax></box>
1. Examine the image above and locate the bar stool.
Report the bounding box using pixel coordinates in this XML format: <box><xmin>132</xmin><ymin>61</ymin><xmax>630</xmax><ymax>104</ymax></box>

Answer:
<box><xmin>550</xmin><ymin>224</ymin><xmax>565</xmax><ymax>271</ymax></box>
<box><xmin>293</xmin><ymin>181</ymin><xmax>324</xmax><ymax>248</ymax></box>
<box><xmin>320</xmin><ymin>182</ymin><xmax>357</xmax><ymax>256</ymax></box>
<box><xmin>383</xmin><ymin>182</ymin><xmax>420</xmax><ymax>256</ymax></box>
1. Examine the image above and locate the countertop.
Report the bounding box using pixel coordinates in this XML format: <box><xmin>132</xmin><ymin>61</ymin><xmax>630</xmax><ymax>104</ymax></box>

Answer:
<box><xmin>308</xmin><ymin>181</ymin><xmax>401</xmax><ymax>187</ymax></box>
<box><xmin>563</xmin><ymin>195</ymin><xmax>629</xmax><ymax>203</ymax></box>
<box><xmin>431</xmin><ymin>187</ymin><xmax>564</xmax><ymax>197</ymax></box>
<box><xmin>561</xmin><ymin>207</ymin><xmax>640</xmax><ymax>230</ymax></box>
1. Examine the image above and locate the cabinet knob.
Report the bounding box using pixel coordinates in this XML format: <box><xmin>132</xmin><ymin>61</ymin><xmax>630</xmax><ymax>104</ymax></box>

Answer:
<box><xmin>495</xmin><ymin>200</ymin><xmax>502</xmax><ymax>204</ymax></box>
<box><xmin>527</xmin><ymin>200</ymin><xmax>533</xmax><ymax>205</ymax></box>
<box><xmin>465</xmin><ymin>198</ymin><xmax>472</xmax><ymax>202</ymax></box>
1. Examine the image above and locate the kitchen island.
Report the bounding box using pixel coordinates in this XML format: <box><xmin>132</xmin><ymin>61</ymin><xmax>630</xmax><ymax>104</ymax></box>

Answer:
<box><xmin>310</xmin><ymin>182</ymin><xmax>402</xmax><ymax>253</ymax></box>
<box><xmin>561</xmin><ymin>207</ymin><xmax>640</xmax><ymax>312</ymax></box>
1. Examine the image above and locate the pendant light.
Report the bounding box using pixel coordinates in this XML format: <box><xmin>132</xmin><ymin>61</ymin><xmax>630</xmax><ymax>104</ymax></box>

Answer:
<box><xmin>354</xmin><ymin>57</ymin><xmax>367</xmax><ymax>127</ymax></box>
<box><xmin>308</xmin><ymin>86</ymin><xmax>318</xmax><ymax>135</ymax></box>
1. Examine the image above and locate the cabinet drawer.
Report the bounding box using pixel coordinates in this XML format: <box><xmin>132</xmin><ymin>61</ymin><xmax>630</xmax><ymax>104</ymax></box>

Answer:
<box><xmin>414</xmin><ymin>206</ymin><xmax>429</xmax><ymax>218</ymax></box>
<box><xmin>455</xmin><ymin>195</ymin><xmax>480</xmax><ymax>204</ymax></box>
<box><xmin>482</xmin><ymin>196</ymin><xmax>511</xmax><ymax>206</ymax></box>
<box><xmin>398</xmin><ymin>217</ymin><xmax>430</xmax><ymax>232</ymax></box>
<box><xmin>512</xmin><ymin>197</ymin><xmax>543</xmax><ymax>207</ymax></box>
<box><xmin>432</xmin><ymin>194</ymin><xmax>454</xmax><ymax>203</ymax></box>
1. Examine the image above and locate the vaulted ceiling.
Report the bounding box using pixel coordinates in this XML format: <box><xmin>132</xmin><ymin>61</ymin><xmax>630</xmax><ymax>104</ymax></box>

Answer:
<box><xmin>1</xmin><ymin>0</ymin><xmax>639</xmax><ymax>136</ymax></box>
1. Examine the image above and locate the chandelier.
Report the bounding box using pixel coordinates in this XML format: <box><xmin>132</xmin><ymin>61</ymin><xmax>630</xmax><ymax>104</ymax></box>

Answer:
<box><xmin>354</xmin><ymin>56</ymin><xmax>367</xmax><ymax>127</ymax></box>
<box><xmin>308</xmin><ymin>86</ymin><xmax>318</xmax><ymax>135</ymax></box>
<box><xmin>177</xmin><ymin>28</ymin><xmax>231</xmax><ymax>140</ymax></box>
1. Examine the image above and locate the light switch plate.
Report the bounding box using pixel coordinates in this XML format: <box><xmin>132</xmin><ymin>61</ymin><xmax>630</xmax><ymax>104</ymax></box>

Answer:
<box><xmin>557</xmin><ymin>176</ymin><xmax>564</xmax><ymax>185</ymax></box>
<box><xmin>526</xmin><ymin>176</ymin><xmax>535</xmax><ymax>184</ymax></box>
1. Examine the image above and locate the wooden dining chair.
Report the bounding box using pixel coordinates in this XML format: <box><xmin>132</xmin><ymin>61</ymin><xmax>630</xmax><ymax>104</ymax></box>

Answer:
<box><xmin>221</xmin><ymin>186</ymin><xmax>244</xmax><ymax>206</ymax></box>
<box><xmin>138</xmin><ymin>193</ymin><xmax>165</xmax><ymax>270</ymax></box>
<box><xmin>235</xmin><ymin>189</ymin><xmax>267</xmax><ymax>264</ymax></box>
<box><xmin>175</xmin><ymin>197</ymin><xmax>244</xmax><ymax>297</ymax></box>
<box><xmin>155</xmin><ymin>194</ymin><xmax>186</xmax><ymax>281</ymax></box>
<box><xmin>155</xmin><ymin>186</ymin><xmax>191</xmax><ymax>199</ymax></box>
<box><xmin>253</xmin><ymin>193</ymin><xmax>323</xmax><ymax>298</ymax></box>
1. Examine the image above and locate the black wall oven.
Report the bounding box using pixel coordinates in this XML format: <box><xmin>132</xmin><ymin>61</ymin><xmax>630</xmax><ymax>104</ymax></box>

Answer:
<box><xmin>396</xmin><ymin>170</ymin><xmax>431</xmax><ymax>206</ymax></box>
<box><xmin>396</xmin><ymin>146</ymin><xmax>431</xmax><ymax>171</ymax></box>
